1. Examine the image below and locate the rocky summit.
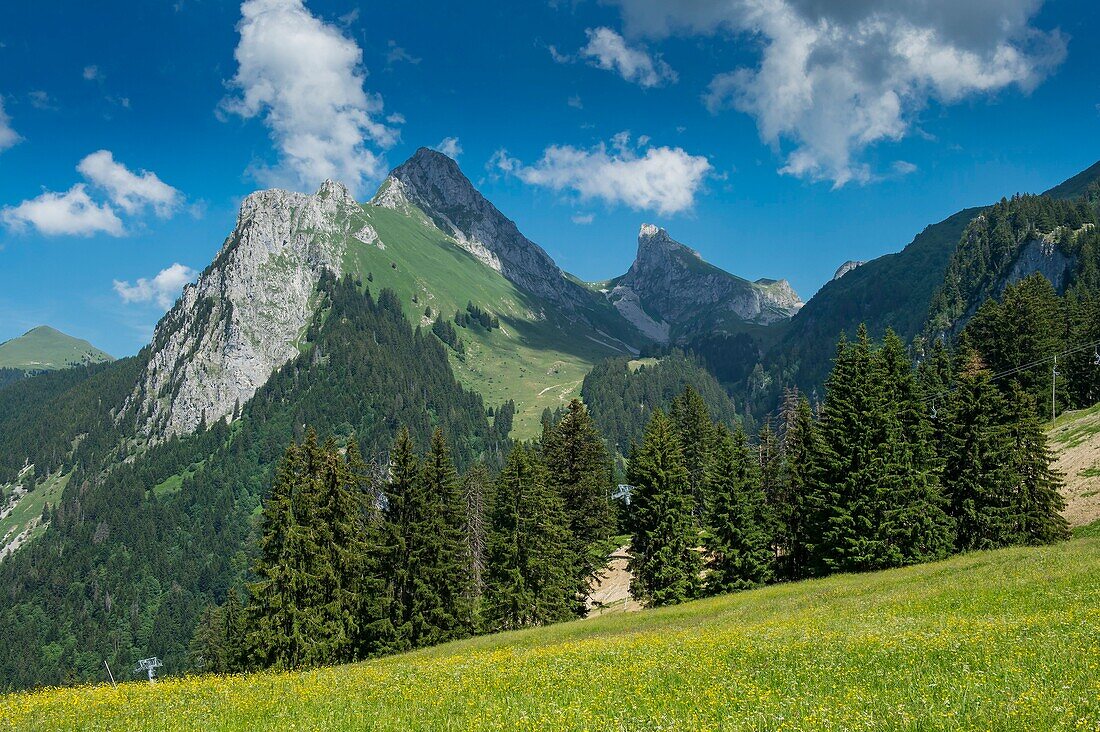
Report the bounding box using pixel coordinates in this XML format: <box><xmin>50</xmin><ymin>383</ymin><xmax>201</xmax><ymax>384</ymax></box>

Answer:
<box><xmin>372</xmin><ymin>147</ymin><xmax>591</xmax><ymax>312</ymax></box>
<box><xmin>607</xmin><ymin>223</ymin><xmax>803</xmax><ymax>342</ymax></box>
<box><xmin>126</xmin><ymin>180</ymin><xmax>361</xmax><ymax>439</ymax></box>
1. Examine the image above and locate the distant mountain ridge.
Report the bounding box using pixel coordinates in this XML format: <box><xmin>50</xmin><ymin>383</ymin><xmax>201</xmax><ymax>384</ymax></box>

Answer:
<box><xmin>0</xmin><ymin>325</ymin><xmax>112</xmax><ymax>372</ymax></box>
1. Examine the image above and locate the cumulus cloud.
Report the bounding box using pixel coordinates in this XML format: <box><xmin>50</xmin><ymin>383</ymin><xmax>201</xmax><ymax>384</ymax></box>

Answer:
<box><xmin>1</xmin><ymin>184</ymin><xmax>124</xmax><ymax>237</ymax></box>
<box><xmin>434</xmin><ymin>136</ymin><xmax>462</xmax><ymax>159</ymax></box>
<box><xmin>219</xmin><ymin>0</ymin><xmax>398</xmax><ymax>196</ymax></box>
<box><xmin>113</xmin><ymin>263</ymin><xmax>198</xmax><ymax>309</ymax></box>
<box><xmin>0</xmin><ymin>99</ymin><xmax>19</xmax><ymax>152</ymax></box>
<box><xmin>608</xmin><ymin>0</ymin><xmax>1066</xmax><ymax>186</ymax></box>
<box><xmin>77</xmin><ymin>150</ymin><xmax>182</xmax><ymax>216</ymax></box>
<box><xmin>492</xmin><ymin>133</ymin><xmax>710</xmax><ymax>215</ymax></box>
<box><xmin>3</xmin><ymin>152</ymin><xmax>182</xmax><ymax>236</ymax></box>
<box><xmin>571</xmin><ymin>213</ymin><xmax>595</xmax><ymax>224</ymax></box>
<box><xmin>580</xmin><ymin>27</ymin><xmax>677</xmax><ymax>88</ymax></box>
<box><xmin>82</xmin><ymin>65</ymin><xmax>102</xmax><ymax>81</ymax></box>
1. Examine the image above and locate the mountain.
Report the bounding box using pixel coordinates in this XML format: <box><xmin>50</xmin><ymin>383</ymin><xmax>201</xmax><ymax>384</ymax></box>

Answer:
<box><xmin>373</xmin><ymin>148</ymin><xmax>599</xmax><ymax>315</ymax></box>
<box><xmin>124</xmin><ymin>149</ymin><xmax>796</xmax><ymax>442</ymax></box>
<box><xmin>604</xmin><ymin>224</ymin><xmax>802</xmax><ymax>343</ymax></box>
<box><xmin>0</xmin><ymin>326</ymin><xmax>112</xmax><ymax>372</ymax></box>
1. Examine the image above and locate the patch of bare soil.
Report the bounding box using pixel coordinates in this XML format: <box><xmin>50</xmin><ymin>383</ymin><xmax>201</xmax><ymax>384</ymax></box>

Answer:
<box><xmin>585</xmin><ymin>545</ymin><xmax>643</xmax><ymax>618</ymax></box>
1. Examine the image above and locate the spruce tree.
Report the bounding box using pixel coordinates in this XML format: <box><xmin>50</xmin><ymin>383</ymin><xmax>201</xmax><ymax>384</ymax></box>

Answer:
<box><xmin>245</xmin><ymin>432</ymin><xmax>329</xmax><ymax>670</ymax></box>
<box><xmin>875</xmin><ymin>331</ymin><xmax>955</xmax><ymax>565</ymax></box>
<box><xmin>942</xmin><ymin>352</ymin><xmax>1018</xmax><ymax>551</ymax></box>
<box><xmin>776</xmin><ymin>396</ymin><xmax>825</xmax><ymax>580</ymax></box>
<box><xmin>1004</xmin><ymin>386</ymin><xmax>1070</xmax><ymax>545</ymax></box>
<box><xmin>380</xmin><ymin>428</ymin><xmax>420</xmax><ymax>651</ymax></box>
<box><xmin>411</xmin><ymin>428</ymin><xmax>475</xmax><ymax>645</ymax></box>
<box><xmin>707</xmin><ymin>426</ymin><xmax>772</xmax><ymax>593</ymax></box>
<box><xmin>542</xmin><ymin>399</ymin><xmax>615</xmax><ymax>589</ymax></box>
<box><xmin>627</xmin><ymin>409</ymin><xmax>701</xmax><ymax>606</ymax></box>
<box><xmin>669</xmin><ymin>386</ymin><xmax>717</xmax><ymax>523</ymax></box>
<box><xmin>485</xmin><ymin>444</ymin><xmax>576</xmax><ymax>630</ymax></box>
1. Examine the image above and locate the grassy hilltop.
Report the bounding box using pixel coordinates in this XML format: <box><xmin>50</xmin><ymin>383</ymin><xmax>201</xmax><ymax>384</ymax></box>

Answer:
<box><xmin>4</xmin><ymin>530</ymin><xmax>1099</xmax><ymax>731</ymax></box>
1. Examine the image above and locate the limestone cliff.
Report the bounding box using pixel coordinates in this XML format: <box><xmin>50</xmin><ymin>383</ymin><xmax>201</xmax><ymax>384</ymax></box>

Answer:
<box><xmin>126</xmin><ymin>180</ymin><xmax>361</xmax><ymax>438</ymax></box>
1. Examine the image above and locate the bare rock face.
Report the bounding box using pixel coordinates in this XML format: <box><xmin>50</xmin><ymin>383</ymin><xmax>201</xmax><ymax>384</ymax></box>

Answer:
<box><xmin>371</xmin><ymin>148</ymin><xmax>586</xmax><ymax>311</ymax></box>
<box><xmin>609</xmin><ymin>224</ymin><xmax>802</xmax><ymax>342</ymax></box>
<box><xmin>832</xmin><ymin>260</ymin><xmax>865</xmax><ymax>281</ymax></box>
<box><xmin>126</xmin><ymin>180</ymin><xmax>360</xmax><ymax>439</ymax></box>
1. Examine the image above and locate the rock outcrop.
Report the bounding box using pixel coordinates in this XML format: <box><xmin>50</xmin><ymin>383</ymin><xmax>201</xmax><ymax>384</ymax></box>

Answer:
<box><xmin>608</xmin><ymin>224</ymin><xmax>802</xmax><ymax>342</ymax></box>
<box><xmin>126</xmin><ymin>180</ymin><xmax>361</xmax><ymax>439</ymax></box>
<box><xmin>832</xmin><ymin>260</ymin><xmax>865</xmax><ymax>281</ymax></box>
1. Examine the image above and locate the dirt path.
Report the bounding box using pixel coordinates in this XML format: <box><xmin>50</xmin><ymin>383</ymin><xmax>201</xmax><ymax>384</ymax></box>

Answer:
<box><xmin>585</xmin><ymin>545</ymin><xmax>643</xmax><ymax>618</ymax></box>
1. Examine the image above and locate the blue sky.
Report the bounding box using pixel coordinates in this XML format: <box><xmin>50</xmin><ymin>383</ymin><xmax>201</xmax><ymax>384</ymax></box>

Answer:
<box><xmin>1</xmin><ymin>0</ymin><xmax>1098</xmax><ymax>357</ymax></box>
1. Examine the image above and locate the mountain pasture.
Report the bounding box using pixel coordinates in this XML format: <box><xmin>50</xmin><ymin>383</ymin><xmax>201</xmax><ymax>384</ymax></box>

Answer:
<box><xmin>4</xmin><ymin>536</ymin><xmax>1098</xmax><ymax>730</ymax></box>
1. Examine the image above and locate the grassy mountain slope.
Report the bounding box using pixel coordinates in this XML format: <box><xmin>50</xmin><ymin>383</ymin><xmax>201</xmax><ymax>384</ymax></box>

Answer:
<box><xmin>1050</xmin><ymin>402</ymin><xmax>1100</xmax><ymax>528</ymax></box>
<box><xmin>0</xmin><ymin>326</ymin><xmax>112</xmax><ymax>372</ymax></box>
<box><xmin>7</xmin><ymin>535</ymin><xmax>1098</xmax><ymax>730</ymax></box>
<box><xmin>341</xmin><ymin>203</ymin><xmax>631</xmax><ymax>438</ymax></box>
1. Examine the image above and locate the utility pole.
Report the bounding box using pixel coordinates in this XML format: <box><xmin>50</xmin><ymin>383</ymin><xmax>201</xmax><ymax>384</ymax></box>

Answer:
<box><xmin>1052</xmin><ymin>355</ymin><xmax>1058</xmax><ymax>422</ymax></box>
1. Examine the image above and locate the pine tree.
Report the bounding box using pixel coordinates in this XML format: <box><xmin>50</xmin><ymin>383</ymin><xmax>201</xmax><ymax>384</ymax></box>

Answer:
<box><xmin>380</xmin><ymin>428</ymin><xmax>420</xmax><ymax>652</ymax></box>
<box><xmin>542</xmin><ymin>399</ymin><xmax>615</xmax><ymax>590</ymax></box>
<box><xmin>485</xmin><ymin>444</ymin><xmax>576</xmax><ymax>630</ymax></box>
<box><xmin>669</xmin><ymin>386</ymin><xmax>717</xmax><ymax>523</ymax></box>
<box><xmin>411</xmin><ymin>428</ymin><xmax>475</xmax><ymax>645</ymax></box>
<box><xmin>245</xmin><ymin>432</ymin><xmax>329</xmax><ymax>669</ymax></box>
<box><xmin>1004</xmin><ymin>386</ymin><xmax>1070</xmax><ymax>545</ymax></box>
<box><xmin>776</xmin><ymin>396</ymin><xmax>825</xmax><ymax>580</ymax></box>
<box><xmin>627</xmin><ymin>409</ymin><xmax>701</xmax><ymax>606</ymax></box>
<box><xmin>942</xmin><ymin>352</ymin><xmax>1018</xmax><ymax>551</ymax></box>
<box><xmin>707</xmin><ymin>426</ymin><xmax>772</xmax><ymax>593</ymax></box>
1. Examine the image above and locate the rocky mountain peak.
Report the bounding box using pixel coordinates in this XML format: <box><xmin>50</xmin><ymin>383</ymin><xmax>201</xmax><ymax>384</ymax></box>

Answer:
<box><xmin>609</xmin><ymin>224</ymin><xmax>802</xmax><ymax>342</ymax></box>
<box><xmin>371</xmin><ymin>149</ymin><xmax>588</xmax><ymax>311</ymax></box>
<box><xmin>126</xmin><ymin>182</ymin><xmax>361</xmax><ymax>440</ymax></box>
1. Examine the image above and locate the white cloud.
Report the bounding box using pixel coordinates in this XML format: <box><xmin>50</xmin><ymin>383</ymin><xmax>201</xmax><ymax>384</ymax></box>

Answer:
<box><xmin>567</xmin><ymin>95</ymin><xmax>583</xmax><ymax>109</ymax></box>
<box><xmin>82</xmin><ymin>65</ymin><xmax>102</xmax><ymax>81</ymax></box>
<box><xmin>0</xmin><ymin>99</ymin><xmax>19</xmax><ymax>152</ymax></box>
<box><xmin>571</xmin><ymin>213</ymin><xmax>595</xmax><ymax>224</ymax></box>
<box><xmin>220</xmin><ymin>0</ymin><xmax>398</xmax><ymax>196</ymax></box>
<box><xmin>580</xmin><ymin>27</ymin><xmax>677</xmax><ymax>88</ymax></box>
<box><xmin>113</xmin><ymin>263</ymin><xmax>197</xmax><ymax>309</ymax></box>
<box><xmin>892</xmin><ymin>160</ymin><xmax>918</xmax><ymax>176</ymax></box>
<box><xmin>77</xmin><ymin>150</ymin><xmax>182</xmax><ymax>216</ymax></box>
<box><xmin>609</xmin><ymin>0</ymin><xmax>1066</xmax><ymax>186</ymax></box>
<box><xmin>1</xmin><ymin>184</ymin><xmax>124</xmax><ymax>237</ymax></box>
<box><xmin>434</xmin><ymin>137</ymin><xmax>463</xmax><ymax>159</ymax></box>
<box><xmin>493</xmin><ymin>133</ymin><xmax>710</xmax><ymax>215</ymax></box>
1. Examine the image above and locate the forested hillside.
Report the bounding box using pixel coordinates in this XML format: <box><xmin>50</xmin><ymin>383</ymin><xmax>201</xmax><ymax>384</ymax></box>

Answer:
<box><xmin>0</xmin><ymin>276</ymin><xmax>506</xmax><ymax>689</ymax></box>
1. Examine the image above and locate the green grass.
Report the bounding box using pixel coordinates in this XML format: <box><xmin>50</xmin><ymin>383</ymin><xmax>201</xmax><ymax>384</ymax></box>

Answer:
<box><xmin>1074</xmin><ymin>517</ymin><xmax>1100</xmax><ymax>538</ymax></box>
<box><xmin>1050</xmin><ymin>402</ymin><xmax>1100</xmax><ymax>449</ymax></box>
<box><xmin>0</xmin><ymin>472</ymin><xmax>68</xmax><ymax>550</ymax></box>
<box><xmin>0</xmin><ymin>326</ymin><xmax>112</xmax><ymax>371</ymax></box>
<box><xmin>339</xmin><ymin>205</ymin><xmax>631</xmax><ymax>438</ymax></box>
<box><xmin>5</xmin><ymin>537</ymin><xmax>1099</xmax><ymax>730</ymax></box>
<box><xmin>152</xmin><ymin>461</ymin><xmax>205</xmax><ymax>497</ymax></box>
